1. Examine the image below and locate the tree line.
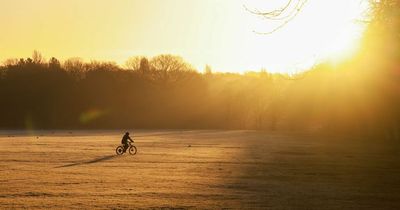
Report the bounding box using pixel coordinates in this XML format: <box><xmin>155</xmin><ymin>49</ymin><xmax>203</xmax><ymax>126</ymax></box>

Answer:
<box><xmin>0</xmin><ymin>53</ymin><xmax>290</xmax><ymax>130</ymax></box>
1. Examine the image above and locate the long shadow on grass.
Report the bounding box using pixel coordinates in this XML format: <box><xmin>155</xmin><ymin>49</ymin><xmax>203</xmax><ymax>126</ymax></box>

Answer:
<box><xmin>55</xmin><ymin>155</ymin><xmax>118</xmax><ymax>168</ymax></box>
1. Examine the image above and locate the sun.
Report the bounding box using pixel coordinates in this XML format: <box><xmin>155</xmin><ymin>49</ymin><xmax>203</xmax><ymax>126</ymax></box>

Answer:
<box><xmin>231</xmin><ymin>0</ymin><xmax>370</xmax><ymax>72</ymax></box>
<box><xmin>303</xmin><ymin>0</ymin><xmax>369</xmax><ymax>64</ymax></box>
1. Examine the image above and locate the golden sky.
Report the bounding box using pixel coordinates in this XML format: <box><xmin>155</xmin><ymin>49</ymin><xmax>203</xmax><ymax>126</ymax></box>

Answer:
<box><xmin>0</xmin><ymin>0</ymin><xmax>369</xmax><ymax>73</ymax></box>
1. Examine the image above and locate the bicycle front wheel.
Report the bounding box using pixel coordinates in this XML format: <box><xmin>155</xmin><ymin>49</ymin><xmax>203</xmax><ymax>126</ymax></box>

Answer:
<box><xmin>129</xmin><ymin>146</ymin><xmax>137</xmax><ymax>155</ymax></box>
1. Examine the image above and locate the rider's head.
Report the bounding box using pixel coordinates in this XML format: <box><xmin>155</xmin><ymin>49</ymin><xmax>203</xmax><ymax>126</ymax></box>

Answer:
<box><xmin>125</xmin><ymin>132</ymin><xmax>130</xmax><ymax>135</ymax></box>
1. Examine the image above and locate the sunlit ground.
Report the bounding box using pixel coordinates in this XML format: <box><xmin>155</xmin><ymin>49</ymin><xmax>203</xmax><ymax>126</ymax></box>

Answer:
<box><xmin>1</xmin><ymin>130</ymin><xmax>399</xmax><ymax>209</ymax></box>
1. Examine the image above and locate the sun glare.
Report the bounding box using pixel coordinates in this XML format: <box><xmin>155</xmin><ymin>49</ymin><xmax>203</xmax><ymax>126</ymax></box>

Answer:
<box><xmin>238</xmin><ymin>0</ymin><xmax>369</xmax><ymax>72</ymax></box>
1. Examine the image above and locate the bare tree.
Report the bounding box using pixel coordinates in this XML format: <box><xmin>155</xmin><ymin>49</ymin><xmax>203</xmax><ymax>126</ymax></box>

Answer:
<box><xmin>125</xmin><ymin>56</ymin><xmax>144</xmax><ymax>71</ymax></box>
<box><xmin>64</xmin><ymin>58</ymin><xmax>85</xmax><ymax>71</ymax></box>
<box><xmin>245</xmin><ymin>0</ymin><xmax>308</xmax><ymax>34</ymax></box>
<box><xmin>2</xmin><ymin>58</ymin><xmax>19</xmax><ymax>67</ymax></box>
<box><xmin>204</xmin><ymin>65</ymin><xmax>213</xmax><ymax>75</ymax></box>
<box><xmin>149</xmin><ymin>54</ymin><xmax>195</xmax><ymax>83</ymax></box>
<box><xmin>48</xmin><ymin>57</ymin><xmax>61</xmax><ymax>69</ymax></box>
<box><xmin>139</xmin><ymin>57</ymin><xmax>150</xmax><ymax>76</ymax></box>
<box><xmin>32</xmin><ymin>50</ymin><xmax>45</xmax><ymax>64</ymax></box>
<box><xmin>63</xmin><ymin>57</ymin><xmax>86</xmax><ymax>79</ymax></box>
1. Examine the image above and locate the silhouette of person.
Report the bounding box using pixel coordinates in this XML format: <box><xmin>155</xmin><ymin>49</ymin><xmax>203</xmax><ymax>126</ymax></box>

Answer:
<box><xmin>121</xmin><ymin>132</ymin><xmax>133</xmax><ymax>152</ymax></box>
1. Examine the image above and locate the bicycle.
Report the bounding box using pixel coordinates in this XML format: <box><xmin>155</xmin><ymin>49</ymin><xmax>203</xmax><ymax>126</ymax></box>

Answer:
<box><xmin>115</xmin><ymin>141</ymin><xmax>137</xmax><ymax>155</ymax></box>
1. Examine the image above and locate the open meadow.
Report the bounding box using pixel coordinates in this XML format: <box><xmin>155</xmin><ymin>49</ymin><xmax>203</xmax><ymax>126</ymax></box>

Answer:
<box><xmin>1</xmin><ymin>130</ymin><xmax>400</xmax><ymax>209</ymax></box>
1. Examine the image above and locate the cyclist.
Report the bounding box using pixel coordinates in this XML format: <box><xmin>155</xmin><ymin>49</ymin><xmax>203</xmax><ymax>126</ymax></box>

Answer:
<box><xmin>121</xmin><ymin>132</ymin><xmax>133</xmax><ymax>152</ymax></box>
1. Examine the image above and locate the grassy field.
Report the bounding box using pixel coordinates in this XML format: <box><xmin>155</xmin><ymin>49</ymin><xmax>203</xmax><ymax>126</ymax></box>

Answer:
<box><xmin>1</xmin><ymin>130</ymin><xmax>400</xmax><ymax>209</ymax></box>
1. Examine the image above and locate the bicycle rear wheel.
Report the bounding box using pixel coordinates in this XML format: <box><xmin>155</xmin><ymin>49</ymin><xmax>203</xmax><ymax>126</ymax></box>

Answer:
<box><xmin>116</xmin><ymin>146</ymin><xmax>124</xmax><ymax>155</ymax></box>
